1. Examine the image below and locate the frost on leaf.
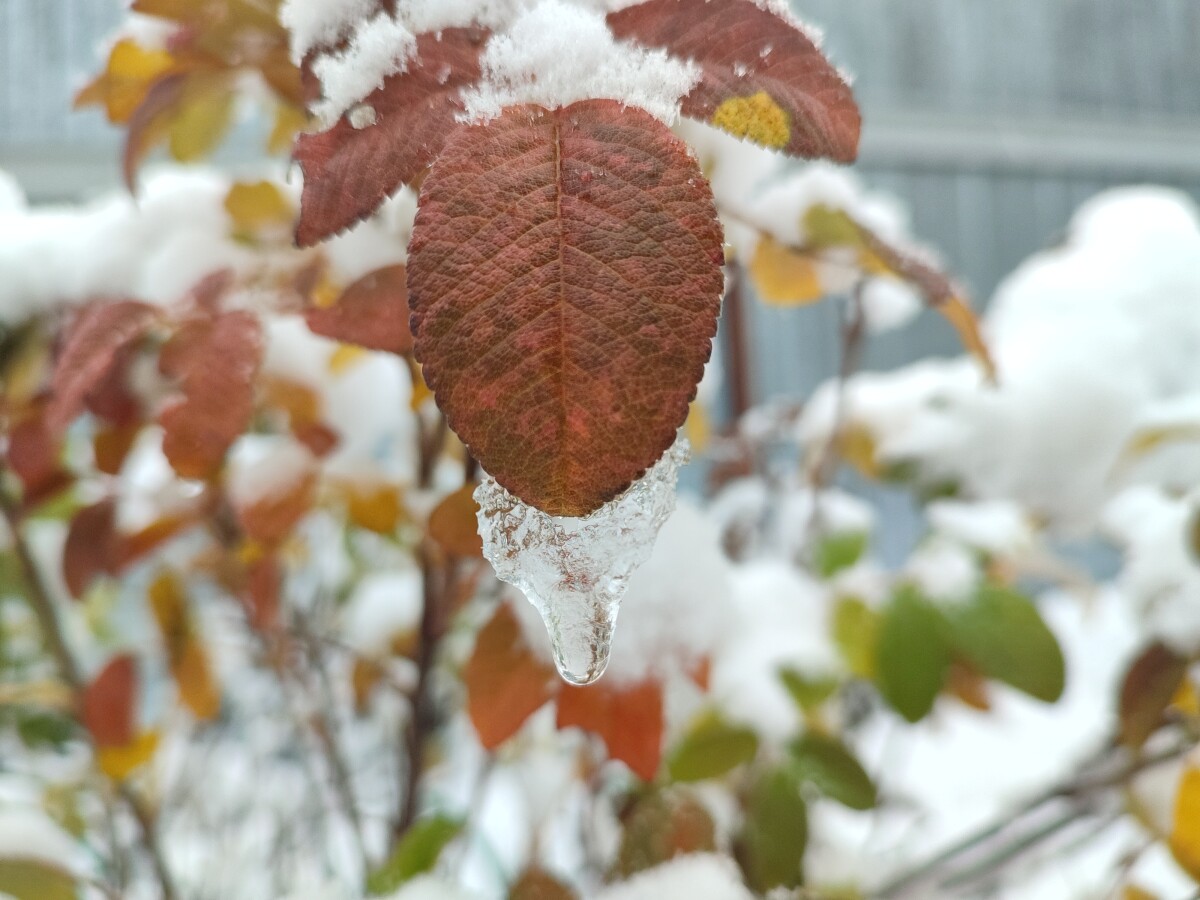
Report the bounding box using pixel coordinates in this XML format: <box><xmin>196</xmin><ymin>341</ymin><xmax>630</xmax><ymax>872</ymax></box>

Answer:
<box><xmin>608</xmin><ymin>0</ymin><xmax>860</xmax><ymax>161</ymax></box>
<box><xmin>475</xmin><ymin>439</ymin><xmax>688</xmax><ymax>685</ymax></box>
<box><xmin>409</xmin><ymin>100</ymin><xmax>723</xmax><ymax>517</ymax></box>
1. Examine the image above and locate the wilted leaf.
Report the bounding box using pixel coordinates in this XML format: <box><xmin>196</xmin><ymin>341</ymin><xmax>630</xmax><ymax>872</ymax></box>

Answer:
<box><xmin>148</xmin><ymin>571</ymin><xmax>221</xmax><ymax>721</ymax></box>
<box><xmin>749</xmin><ymin>236</ymin><xmax>824</xmax><ymax>306</ymax></box>
<box><xmin>946</xmin><ymin>585</ymin><xmax>1065</xmax><ymax>703</ymax></box>
<box><xmin>63</xmin><ymin>499</ymin><xmax>117</xmax><ymax>599</ymax></box>
<box><xmin>614</xmin><ymin>790</ymin><xmax>716</xmax><ymax>878</ymax></box>
<box><xmin>1118</xmin><ymin>642</ymin><xmax>1188</xmax><ymax>750</ymax></box>
<box><xmin>557</xmin><ymin>676</ymin><xmax>665</xmax><ymax>782</ymax></box>
<box><xmin>428</xmin><ymin>485</ymin><xmax>483</xmax><ymax>558</ymax></box>
<box><xmin>408</xmin><ymin>100</ymin><xmax>724</xmax><ymax>516</ymax></box>
<box><xmin>509</xmin><ymin>867</ymin><xmax>578</xmax><ymax>900</ymax></box>
<box><xmin>465</xmin><ymin>603</ymin><xmax>556</xmax><ymax>749</ymax></box>
<box><xmin>832</xmin><ymin>596</ymin><xmax>879</xmax><ymax>679</ymax></box>
<box><xmin>667</xmin><ymin>710</ymin><xmax>758</xmax><ymax>782</ymax></box>
<box><xmin>294</xmin><ymin>28</ymin><xmax>489</xmax><ymax>245</ymax></box>
<box><xmin>159</xmin><ymin>310</ymin><xmax>262</xmax><ymax>479</ymax></box>
<box><xmin>737</xmin><ymin>766</ymin><xmax>808</xmax><ymax>892</ymax></box>
<box><xmin>609</xmin><ymin>0</ymin><xmax>858</xmax><ymax>160</ymax></box>
<box><xmin>876</xmin><ymin>587</ymin><xmax>950</xmax><ymax>722</ymax></box>
<box><xmin>80</xmin><ymin>654</ymin><xmax>137</xmax><ymax>748</ymax></box>
<box><xmin>367</xmin><ymin>815</ymin><xmax>462</xmax><ymax>896</ymax></box>
<box><xmin>788</xmin><ymin>732</ymin><xmax>877</xmax><ymax>810</ymax></box>
<box><xmin>0</xmin><ymin>858</ymin><xmax>78</xmax><ymax>900</ymax></box>
<box><xmin>1171</xmin><ymin>766</ymin><xmax>1200</xmax><ymax>879</ymax></box>
<box><xmin>305</xmin><ymin>265</ymin><xmax>413</xmax><ymax>354</ymax></box>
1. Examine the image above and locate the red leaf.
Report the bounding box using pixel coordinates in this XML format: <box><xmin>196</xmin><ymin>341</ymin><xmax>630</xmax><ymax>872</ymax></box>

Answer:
<box><xmin>7</xmin><ymin>413</ymin><xmax>72</xmax><ymax>508</ymax></box>
<box><xmin>293</xmin><ymin>27</ymin><xmax>489</xmax><ymax>246</ymax></box>
<box><xmin>47</xmin><ymin>300</ymin><xmax>157</xmax><ymax>432</ymax></box>
<box><xmin>557</xmin><ymin>677</ymin><xmax>665</xmax><ymax>781</ymax></box>
<box><xmin>408</xmin><ymin>100</ymin><xmax>724</xmax><ymax>516</ymax></box>
<box><xmin>81</xmin><ymin>654</ymin><xmax>138</xmax><ymax>748</ymax></box>
<box><xmin>159</xmin><ymin>311</ymin><xmax>262</xmax><ymax>479</ymax></box>
<box><xmin>608</xmin><ymin>0</ymin><xmax>860</xmax><ymax>161</ymax></box>
<box><xmin>234</xmin><ymin>466</ymin><xmax>318</xmax><ymax>546</ymax></box>
<box><xmin>465</xmin><ymin>603</ymin><xmax>557</xmax><ymax>749</ymax></box>
<box><xmin>304</xmin><ymin>264</ymin><xmax>413</xmax><ymax>354</ymax></box>
<box><xmin>242</xmin><ymin>554</ymin><xmax>282</xmax><ymax>632</ymax></box>
<box><xmin>64</xmin><ymin>499</ymin><xmax>118</xmax><ymax>599</ymax></box>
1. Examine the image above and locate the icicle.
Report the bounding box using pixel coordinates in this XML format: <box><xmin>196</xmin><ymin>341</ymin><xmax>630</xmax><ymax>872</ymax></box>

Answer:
<box><xmin>475</xmin><ymin>439</ymin><xmax>689</xmax><ymax>685</ymax></box>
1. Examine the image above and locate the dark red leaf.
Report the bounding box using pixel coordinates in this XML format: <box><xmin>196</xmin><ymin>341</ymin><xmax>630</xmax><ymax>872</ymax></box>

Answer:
<box><xmin>7</xmin><ymin>413</ymin><xmax>72</xmax><ymax>508</ymax></box>
<box><xmin>1119</xmin><ymin>641</ymin><xmax>1189</xmax><ymax>749</ymax></box>
<box><xmin>47</xmin><ymin>300</ymin><xmax>157</xmax><ymax>432</ymax></box>
<box><xmin>243</xmin><ymin>554</ymin><xmax>282</xmax><ymax>632</ymax></box>
<box><xmin>408</xmin><ymin>100</ymin><xmax>724</xmax><ymax>516</ymax></box>
<box><xmin>159</xmin><ymin>311</ymin><xmax>262</xmax><ymax>479</ymax></box>
<box><xmin>293</xmin><ymin>27</ymin><xmax>489</xmax><ymax>246</ymax></box>
<box><xmin>81</xmin><ymin>654</ymin><xmax>138</xmax><ymax>748</ymax></box>
<box><xmin>305</xmin><ymin>264</ymin><xmax>413</xmax><ymax>353</ymax></box>
<box><xmin>608</xmin><ymin>0</ymin><xmax>860</xmax><ymax>161</ymax></box>
<box><xmin>63</xmin><ymin>499</ymin><xmax>118</xmax><ymax>599</ymax></box>
<box><xmin>557</xmin><ymin>677</ymin><xmax>665</xmax><ymax>781</ymax></box>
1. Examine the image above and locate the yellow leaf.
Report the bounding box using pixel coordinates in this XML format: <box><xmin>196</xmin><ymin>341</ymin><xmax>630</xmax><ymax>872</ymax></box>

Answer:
<box><xmin>711</xmin><ymin>91</ymin><xmax>790</xmax><ymax>150</ymax></box>
<box><xmin>97</xmin><ymin>730</ymin><xmax>160</xmax><ymax>781</ymax></box>
<box><xmin>837</xmin><ymin>424</ymin><xmax>881</xmax><ymax>480</ymax></box>
<box><xmin>1170</xmin><ymin>765</ymin><xmax>1200</xmax><ymax>879</ymax></box>
<box><xmin>684</xmin><ymin>401</ymin><xmax>711</xmax><ymax>453</ymax></box>
<box><xmin>341</xmin><ymin>481</ymin><xmax>405</xmax><ymax>534</ymax></box>
<box><xmin>75</xmin><ymin>39</ymin><xmax>176</xmax><ymax>123</ymax></box>
<box><xmin>749</xmin><ymin>236</ymin><xmax>824</xmax><ymax>306</ymax></box>
<box><xmin>803</xmin><ymin>204</ymin><xmax>868</xmax><ymax>250</ymax></box>
<box><xmin>329</xmin><ymin>344</ymin><xmax>368</xmax><ymax>374</ymax></box>
<box><xmin>937</xmin><ymin>295</ymin><xmax>997</xmax><ymax>383</ymax></box>
<box><xmin>407</xmin><ymin>357</ymin><xmax>435</xmax><ymax>411</ymax></box>
<box><xmin>1122</xmin><ymin>885</ymin><xmax>1160</xmax><ymax>900</ymax></box>
<box><xmin>168</xmin><ymin>75</ymin><xmax>235</xmax><ymax>163</ymax></box>
<box><xmin>1172</xmin><ymin>678</ymin><xmax>1200</xmax><ymax>717</ymax></box>
<box><xmin>148</xmin><ymin>571</ymin><xmax>221</xmax><ymax>721</ymax></box>
<box><xmin>224</xmin><ymin>180</ymin><xmax>293</xmax><ymax>236</ymax></box>
<box><xmin>268</xmin><ymin>102</ymin><xmax>308</xmax><ymax>154</ymax></box>
<box><xmin>0</xmin><ymin>858</ymin><xmax>78</xmax><ymax>900</ymax></box>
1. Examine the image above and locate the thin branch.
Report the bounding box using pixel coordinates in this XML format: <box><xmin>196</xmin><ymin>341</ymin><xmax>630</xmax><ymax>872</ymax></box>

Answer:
<box><xmin>722</xmin><ymin>263</ymin><xmax>754</xmax><ymax>423</ymax></box>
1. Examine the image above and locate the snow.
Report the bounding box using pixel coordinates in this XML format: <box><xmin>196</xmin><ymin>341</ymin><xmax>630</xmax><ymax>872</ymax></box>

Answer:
<box><xmin>281</xmin><ymin>0</ymin><xmax>378</xmax><ymax>61</ymax></box>
<box><xmin>341</xmin><ymin>569</ymin><xmax>424</xmax><ymax>657</ymax></box>
<box><xmin>310</xmin><ymin>12</ymin><xmax>417</xmax><ymax>126</ymax></box>
<box><xmin>225</xmin><ymin>434</ymin><xmax>316</xmax><ymax>511</ymax></box>
<box><xmin>593</xmin><ymin>854</ymin><xmax>755</xmax><ymax>900</ymax></box>
<box><xmin>0</xmin><ymin>808</ymin><xmax>85</xmax><ymax>874</ymax></box>
<box><xmin>462</xmin><ymin>0</ymin><xmax>700</xmax><ymax>124</ymax></box>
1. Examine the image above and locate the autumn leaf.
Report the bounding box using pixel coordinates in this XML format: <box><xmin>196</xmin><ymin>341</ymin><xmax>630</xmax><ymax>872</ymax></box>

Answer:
<box><xmin>614</xmin><ymin>790</ymin><xmax>716</xmax><ymax>878</ymax></box>
<box><xmin>749</xmin><ymin>235</ymin><xmax>824</xmax><ymax>306</ymax></box>
<box><xmin>0</xmin><ymin>858</ymin><xmax>79</xmax><ymax>900</ymax></box>
<box><xmin>1118</xmin><ymin>642</ymin><xmax>1188</xmax><ymax>750</ymax></box>
<box><xmin>224</xmin><ymin>180</ymin><xmax>295</xmax><ymax>239</ymax></box>
<box><xmin>63</xmin><ymin>499</ymin><xmax>118</xmax><ymax>599</ymax></box>
<box><xmin>46</xmin><ymin>300</ymin><xmax>158</xmax><ymax>433</ymax></box>
<box><xmin>465</xmin><ymin>603</ymin><xmax>556</xmax><ymax>749</ymax></box>
<box><xmin>80</xmin><ymin>654</ymin><xmax>138</xmax><ymax>748</ymax></box>
<box><xmin>233</xmin><ymin>459</ymin><xmax>318</xmax><ymax>547</ymax></box>
<box><xmin>428</xmin><ymin>485</ymin><xmax>483</xmax><ymax>558</ymax></box>
<box><xmin>122</xmin><ymin>72</ymin><xmax>187</xmax><ymax>191</ymax></box>
<box><xmin>1171</xmin><ymin>766</ymin><xmax>1200</xmax><ymax>879</ymax></box>
<box><xmin>509</xmin><ymin>868</ymin><xmax>578</xmax><ymax>900</ymax></box>
<box><xmin>608</xmin><ymin>0</ymin><xmax>860</xmax><ymax>161</ymax></box>
<box><xmin>75</xmin><ymin>38</ymin><xmax>177</xmax><ymax>123</ymax></box>
<box><xmin>159</xmin><ymin>310</ymin><xmax>262</xmax><ymax>479</ymax></box>
<box><xmin>6</xmin><ymin>413</ymin><xmax>73</xmax><ymax>510</ymax></box>
<box><xmin>408</xmin><ymin>100</ymin><xmax>724</xmax><ymax>516</ymax></box>
<box><xmin>148</xmin><ymin>571</ymin><xmax>222</xmax><ymax>721</ymax></box>
<box><xmin>305</xmin><ymin>264</ymin><xmax>413</xmax><ymax>354</ymax></box>
<box><xmin>294</xmin><ymin>27</ymin><xmax>489</xmax><ymax>246</ymax></box>
<box><xmin>557</xmin><ymin>676</ymin><xmax>665</xmax><ymax>781</ymax></box>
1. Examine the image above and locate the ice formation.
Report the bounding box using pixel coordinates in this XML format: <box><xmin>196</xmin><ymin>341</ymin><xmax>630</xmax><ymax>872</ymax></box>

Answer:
<box><xmin>475</xmin><ymin>439</ymin><xmax>689</xmax><ymax>685</ymax></box>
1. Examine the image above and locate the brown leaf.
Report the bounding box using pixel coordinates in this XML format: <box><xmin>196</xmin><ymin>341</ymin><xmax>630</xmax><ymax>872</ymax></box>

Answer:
<box><xmin>1119</xmin><ymin>641</ymin><xmax>1188</xmax><ymax>750</ymax></box>
<box><xmin>305</xmin><ymin>264</ymin><xmax>413</xmax><ymax>354</ymax></box>
<box><xmin>408</xmin><ymin>100</ymin><xmax>724</xmax><ymax>516</ymax></box>
<box><xmin>243</xmin><ymin>553</ymin><xmax>282</xmax><ymax>632</ymax></box>
<box><xmin>608</xmin><ymin>0</ymin><xmax>860</xmax><ymax>161</ymax></box>
<box><xmin>63</xmin><ymin>499</ymin><xmax>118</xmax><ymax>599</ymax></box>
<box><xmin>80</xmin><ymin>654</ymin><xmax>138</xmax><ymax>748</ymax></box>
<box><xmin>123</xmin><ymin>72</ymin><xmax>188</xmax><ymax>191</ymax></box>
<box><xmin>465</xmin><ymin>603</ymin><xmax>557</xmax><ymax>749</ymax></box>
<box><xmin>508</xmin><ymin>868</ymin><xmax>578</xmax><ymax>900</ymax></box>
<box><xmin>47</xmin><ymin>300</ymin><xmax>158</xmax><ymax>433</ymax></box>
<box><xmin>293</xmin><ymin>27</ymin><xmax>489</xmax><ymax>246</ymax></box>
<box><xmin>7</xmin><ymin>413</ymin><xmax>72</xmax><ymax>509</ymax></box>
<box><xmin>93</xmin><ymin>423</ymin><xmax>141</xmax><ymax>475</ymax></box>
<box><xmin>557</xmin><ymin>677</ymin><xmax>665</xmax><ymax>782</ymax></box>
<box><xmin>159</xmin><ymin>310</ymin><xmax>262</xmax><ymax>479</ymax></box>
<box><xmin>428</xmin><ymin>485</ymin><xmax>483</xmax><ymax>558</ymax></box>
<box><xmin>234</xmin><ymin>463</ymin><xmax>318</xmax><ymax>547</ymax></box>
<box><xmin>148</xmin><ymin>570</ymin><xmax>221</xmax><ymax>720</ymax></box>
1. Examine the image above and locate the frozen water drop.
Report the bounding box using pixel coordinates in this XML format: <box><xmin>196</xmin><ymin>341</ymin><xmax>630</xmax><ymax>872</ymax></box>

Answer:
<box><xmin>474</xmin><ymin>439</ymin><xmax>690</xmax><ymax>685</ymax></box>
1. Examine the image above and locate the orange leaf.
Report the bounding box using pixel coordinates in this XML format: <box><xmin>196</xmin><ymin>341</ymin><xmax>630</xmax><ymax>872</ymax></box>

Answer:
<box><xmin>81</xmin><ymin>654</ymin><xmax>138</xmax><ymax>748</ymax></box>
<box><xmin>557</xmin><ymin>677</ymin><xmax>665</xmax><ymax>781</ymax></box>
<box><xmin>429</xmin><ymin>485</ymin><xmax>483</xmax><ymax>558</ymax></box>
<box><xmin>234</xmin><ymin>465</ymin><xmax>318</xmax><ymax>547</ymax></box>
<box><xmin>408</xmin><ymin>101</ymin><xmax>724</xmax><ymax>516</ymax></box>
<box><xmin>465</xmin><ymin>603</ymin><xmax>557</xmax><ymax>749</ymax></box>
<box><xmin>148</xmin><ymin>571</ymin><xmax>221</xmax><ymax>721</ymax></box>
<box><xmin>608</xmin><ymin>0</ymin><xmax>860</xmax><ymax>161</ymax></box>
<box><xmin>305</xmin><ymin>264</ymin><xmax>413</xmax><ymax>354</ymax></box>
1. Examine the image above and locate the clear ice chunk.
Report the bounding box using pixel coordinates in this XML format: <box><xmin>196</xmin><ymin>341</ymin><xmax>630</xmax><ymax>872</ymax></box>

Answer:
<box><xmin>474</xmin><ymin>439</ymin><xmax>690</xmax><ymax>686</ymax></box>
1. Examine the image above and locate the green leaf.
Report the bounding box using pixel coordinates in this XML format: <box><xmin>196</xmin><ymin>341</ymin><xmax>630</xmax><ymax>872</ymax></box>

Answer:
<box><xmin>779</xmin><ymin>668</ymin><xmax>839</xmax><ymax>713</ymax></box>
<box><xmin>803</xmin><ymin>204</ymin><xmax>867</xmax><ymax>249</ymax></box>
<box><xmin>832</xmin><ymin>596</ymin><xmax>879</xmax><ymax>679</ymax></box>
<box><xmin>667</xmin><ymin>711</ymin><xmax>759</xmax><ymax>782</ymax></box>
<box><xmin>0</xmin><ymin>858</ymin><xmax>78</xmax><ymax>900</ymax></box>
<box><xmin>946</xmin><ymin>585</ymin><xmax>1065</xmax><ymax>703</ymax></box>
<box><xmin>875</xmin><ymin>586</ymin><xmax>951</xmax><ymax>722</ymax></box>
<box><xmin>737</xmin><ymin>767</ymin><xmax>807</xmax><ymax>892</ymax></box>
<box><xmin>812</xmin><ymin>532</ymin><xmax>868</xmax><ymax>578</ymax></box>
<box><xmin>367</xmin><ymin>815</ymin><xmax>462</xmax><ymax>896</ymax></box>
<box><xmin>16</xmin><ymin>710</ymin><xmax>78</xmax><ymax>750</ymax></box>
<box><xmin>788</xmin><ymin>733</ymin><xmax>877</xmax><ymax>811</ymax></box>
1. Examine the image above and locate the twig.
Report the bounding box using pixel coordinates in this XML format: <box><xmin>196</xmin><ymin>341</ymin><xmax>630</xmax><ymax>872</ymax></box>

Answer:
<box><xmin>722</xmin><ymin>263</ymin><xmax>754</xmax><ymax>423</ymax></box>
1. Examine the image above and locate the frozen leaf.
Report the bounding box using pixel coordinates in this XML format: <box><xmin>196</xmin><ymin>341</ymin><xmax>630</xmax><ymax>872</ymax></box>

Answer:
<box><xmin>409</xmin><ymin>100</ymin><xmax>723</xmax><ymax>517</ymax></box>
<box><xmin>429</xmin><ymin>485</ymin><xmax>484</xmax><ymax>558</ymax></box>
<box><xmin>557</xmin><ymin>677</ymin><xmax>664</xmax><ymax>781</ymax></box>
<box><xmin>475</xmin><ymin>440</ymin><xmax>688</xmax><ymax>685</ymax></box>
<box><xmin>0</xmin><ymin>858</ymin><xmax>77</xmax><ymax>900</ymax></box>
<box><xmin>737</xmin><ymin>766</ymin><xmax>807</xmax><ymax>892</ymax></box>
<box><xmin>788</xmin><ymin>732</ymin><xmax>877</xmax><ymax>810</ymax></box>
<box><xmin>1171</xmin><ymin>766</ymin><xmax>1200</xmax><ymax>879</ymax></box>
<box><xmin>946</xmin><ymin>585</ymin><xmax>1065</xmax><ymax>703</ymax></box>
<box><xmin>305</xmin><ymin>264</ymin><xmax>413</xmax><ymax>354</ymax></box>
<box><xmin>80</xmin><ymin>654</ymin><xmax>137</xmax><ymax>748</ymax></box>
<box><xmin>614</xmin><ymin>790</ymin><xmax>716</xmax><ymax>878</ymax></box>
<box><xmin>294</xmin><ymin>27</ymin><xmax>489</xmax><ymax>246</ymax></box>
<box><xmin>465</xmin><ymin>603</ymin><xmax>557</xmax><ymax>749</ymax></box>
<box><xmin>63</xmin><ymin>499</ymin><xmax>117</xmax><ymax>599</ymax></box>
<box><xmin>367</xmin><ymin>815</ymin><xmax>462</xmax><ymax>896</ymax></box>
<box><xmin>159</xmin><ymin>311</ymin><xmax>262</xmax><ymax>479</ymax></box>
<box><xmin>667</xmin><ymin>711</ymin><xmax>758</xmax><ymax>782</ymax></box>
<box><xmin>876</xmin><ymin>586</ymin><xmax>950</xmax><ymax>722</ymax></box>
<box><xmin>1118</xmin><ymin>642</ymin><xmax>1188</xmax><ymax>750</ymax></box>
<box><xmin>47</xmin><ymin>301</ymin><xmax>158</xmax><ymax>433</ymax></box>
<box><xmin>148</xmin><ymin>571</ymin><xmax>221</xmax><ymax>721</ymax></box>
<box><xmin>608</xmin><ymin>0</ymin><xmax>860</xmax><ymax>160</ymax></box>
